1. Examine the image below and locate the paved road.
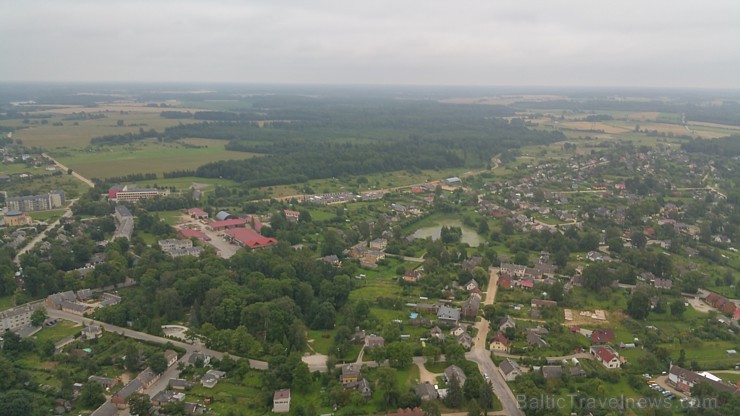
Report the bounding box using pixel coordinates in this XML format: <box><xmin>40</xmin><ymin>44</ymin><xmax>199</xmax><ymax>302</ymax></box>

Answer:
<box><xmin>13</xmin><ymin>199</ymin><xmax>77</xmax><ymax>265</ymax></box>
<box><xmin>46</xmin><ymin>309</ymin><xmax>268</xmax><ymax>370</ymax></box>
<box><xmin>465</xmin><ymin>268</ymin><xmax>524</xmax><ymax>416</ymax></box>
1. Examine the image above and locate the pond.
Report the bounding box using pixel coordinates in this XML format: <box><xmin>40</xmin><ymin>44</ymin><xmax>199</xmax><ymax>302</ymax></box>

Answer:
<box><xmin>411</xmin><ymin>218</ymin><xmax>484</xmax><ymax>247</ymax></box>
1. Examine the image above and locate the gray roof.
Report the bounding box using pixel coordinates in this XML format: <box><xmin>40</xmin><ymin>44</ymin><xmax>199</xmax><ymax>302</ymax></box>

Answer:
<box><xmin>115</xmin><ymin>205</ymin><xmax>132</xmax><ymax>218</ymax></box>
<box><xmin>91</xmin><ymin>402</ymin><xmax>118</xmax><ymax>416</ymax></box>
<box><xmin>414</xmin><ymin>383</ymin><xmax>438</xmax><ymax>399</ymax></box>
<box><xmin>499</xmin><ymin>358</ymin><xmax>521</xmax><ymax>376</ymax></box>
<box><xmin>542</xmin><ymin>365</ymin><xmax>563</xmax><ymax>379</ymax></box>
<box><xmin>444</xmin><ymin>365</ymin><xmax>467</xmax><ymax>386</ymax></box>
<box><xmin>437</xmin><ymin>306</ymin><xmax>461</xmax><ymax>321</ymax></box>
<box><xmin>215</xmin><ymin>211</ymin><xmax>231</xmax><ymax>221</ymax></box>
<box><xmin>113</xmin><ymin>378</ymin><xmax>142</xmax><ymax>400</ymax></box>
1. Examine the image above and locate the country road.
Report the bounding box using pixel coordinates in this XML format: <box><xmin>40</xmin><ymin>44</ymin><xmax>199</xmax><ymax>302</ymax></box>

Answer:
<box><xmin>13</xmin><ymin>199</ymin><xmax>77</xmax><ymax>264</ymax></box>
<box><xmin>42</xmin><ymin>152</ymin><xmax>95</xmax><ymax>188</ymax></box>
<box><xmin>46</xmin><ymin>308</ymin><xmax>269</xmax><ymax>370</ymax></box>
<box><xmin>465</xmin><ymin>268</ymin><xmax>524</xmax><ymax>416</ymax></box>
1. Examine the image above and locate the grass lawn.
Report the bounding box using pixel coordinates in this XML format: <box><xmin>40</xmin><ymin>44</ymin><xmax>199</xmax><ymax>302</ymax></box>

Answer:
<box><xmin>52</xmin><ymin>139</ymin><xmax>259</xmax><ymax>180</ymax></box>
<box><xmin>185</xmin><ymin>377</ymin><xmax>265</xmax><ymax>415</ymax></box>
<box><xmin>0</xmin><ymin>295</ymin><xmax>17</xmax><ymax>311</ymax></box>
<box><xmin>32</xmin><ymin>319</ymin><xmax>82</xmax><ymax>343</ymax></box>
<box><xmin>136</xmin><ymin>231</ymin><xmax>158</xmax><ymax>245</ymax></box>
<box><xmin>1</xmin><ymin>174</ymin><xmax>89</xmax><ymax>199</ymax></box>
<box><xmin>29</xmin><ymin>209</ymin><xmax>66</xmax><ymax>222</ymax></box>
<box><xmin>424</xmin><ymin>361</ymin><xmax>448</xmax><ymax>374</ymax></box>
<box><xmin>134</xmin><ymin>176</ymin><xmax>237</xmax><ymax>191</ymax></box>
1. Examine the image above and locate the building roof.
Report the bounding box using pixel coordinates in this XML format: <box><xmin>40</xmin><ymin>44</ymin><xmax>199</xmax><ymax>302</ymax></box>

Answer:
<box><xmin>542</xmin><ymin>365</ymin><xmax>563</xmax><ymax>379</ymax></box>
<box><xmin>444</xmin><ymin>365</ymin><xmax>467</xmax><ymax>385</ymax></box>
<box><xmin>210</xmin><ymin>218</ymin><xmax>245</xmax><ymax>228</ymax></box>
<box><xmin>592</xmin><ymin>345</ymin><xmax>618</xmax><ymax>363</ymax></box>
<box><xmin>437</xmin><ymin>306</ymin><xmax>461</xmax><ymax>321</ymax></box>
<box><xmin>187</xmin><ymin>208</ymin><xmax>208</xmax><ymax>217</ymax></box>
<box><xmin>414</xmin><ymin>383</ymin><xmax>438</xmax><ymax>399</ymax></box>
<box><xmin>225</xmin><ymin>227</ymin><xmax>278</xmax><ymax>248</ymax></box>
<box><xmin>4</xmin><ymin>210</ymin><xmax>22</xmax><ymax>216</ymax></box>
<box><xmin>215</xmin><ymin>211</ymin><xmax>232</xmax><ymax>221</ymax></box>
<box><xmin>669</xmin><ymin>364</ymin><xmax>740</xmax><ymax>396</ymax></box>
<box><xmin>274</xmin><ymin>389</ymin><xmax>291</xmax><ymax>400</ymax></box>
<box><xmin>113</xmin><ymin>379</ymin><xmax>142</xmax><ymax>400</ymax></box>
<box><xmin>499</xmin><ymin>358</ymin><xmax>521</xmax><ymax>376</ymax></box>
<box><xmin>591</xmin><ymin>329</ymin><xmax>615</xmax><ymax>344</ymax></box>
<box><xmin>387</xmin><ymin>408</ymin><xmax>424</xmax><ymax>416</ymax></box>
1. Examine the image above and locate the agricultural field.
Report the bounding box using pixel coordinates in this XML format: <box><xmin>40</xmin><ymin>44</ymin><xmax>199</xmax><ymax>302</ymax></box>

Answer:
<box><xmin>50</xmin><ymin>139</ymin><xmax>259</xmax><ymax>180</ymax></box>
<box><xmin>1</xmin><ymin>108</ymin><xmax>204</xmax><ymax>149</ymax></box>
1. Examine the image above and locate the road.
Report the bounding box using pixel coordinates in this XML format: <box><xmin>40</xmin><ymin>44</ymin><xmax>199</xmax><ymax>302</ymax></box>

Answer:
<box><xmin>465</xmin><ymin>268</ymin><xmax>524</xmax><ymax>416</ymax></box>
<box><xmin>46</xmin><ymin>308</ymin><xmax>268</xmax><ymax>370</ymax></box>
<box><xmin>13</xmin><ymin>199</ymin><xmax>77</xmax><ymax>265</ymax></box>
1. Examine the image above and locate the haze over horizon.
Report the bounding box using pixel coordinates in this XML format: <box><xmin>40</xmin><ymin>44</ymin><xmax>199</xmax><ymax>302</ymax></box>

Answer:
<box><xmin>1</xmin><ymin>0</ymin><xmax>739</xmax><ymax>89</ymax></box>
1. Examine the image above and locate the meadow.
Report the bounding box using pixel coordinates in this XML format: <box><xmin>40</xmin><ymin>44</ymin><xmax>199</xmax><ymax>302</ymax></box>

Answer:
<box><xmin>51</xmin><ymin>139</ymin><xmax>258</xmax><ymax>180</ymax></box>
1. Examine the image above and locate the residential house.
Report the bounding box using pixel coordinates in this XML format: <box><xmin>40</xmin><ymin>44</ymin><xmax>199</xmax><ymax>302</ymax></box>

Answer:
<box><xmin>151</xmin><ymin>390</ymin><xmax>185</xmax><ymax>406</ymax></box>
<box><xmin>81</xmin><ymin>325</ymin><xmax>103</xmax><ymax>340</ymax></box>
<box><xmin>430</xmin><ymin>326</ymin><xmax>444</xmax><ymax>341</ymax></box>
<box><xmin>437</xmin><ymin>306</ymin><xmax>461</xmax><ymax>325</ymax></box>
<box><xmin>461</xmin><ymin>256</ymin><xmax>483</xmax><ymax>272</ymax></box>
<box><xmin>590</xmin><ymin>345</ymin><xmax>621</xmax><ymax>369</ymax></box>
<box><xmin>461</xmin><ymin>295</ymin><xmax>481</xmax><ymax>319</ymax></box>
<box><xmin>444</xmin><ymin>365</ymin><xmax>467</xmax><ymax>387</ymax></box>
<box><xmin>403</xmin><ymin>269</ymin><xmax>421</xmax><ymax>283</ymax></box>
<box><xmin>169</xmin><ymin>379</ymin><xmax>193</xmax><ymax>390</ymax></box>
<box><xmin>0</xmin><ymin>305</ymin><xmax>35</xmax><ymax>332</ymax></box>
<box><xmin>283</xmin><ymin>210</ymin><xmax>300</xmax><ymax>223</ymax></box>
<box><xmin>88</xmin><ymin>375</ymin><xmax>116</xmax><ymax>390</ymax></box>
<box><xmin>358</xmin><ymin>378</ymin><xmax>372</xmax><ymax>400</ymax></box>
<box><xmin>489</xmin><ymin>333</ymin><xmax>511</xmax><ymax>353</ymax></box>
<box><xmin>273</xmin><ymin>389</ymin><xmax>291</xmax><ymax>413</ymax></box>
<box><xmin>499</xmin><ymin>358</ymin><xmax>522</xmax><ymax>381</ymax></box>
<box><xmin>369</xmin><ymin>238</ymin><xmax>388</xmax><ymax>250</ymax></box>
<box><xmin>499</xmin><ymin>316</ymin><xmax>516</xmax><ymax>333</ymax></box>
<box><xmin>188</xmin><ymin>352</ymin><xmax>211</xmax><ymax>367</ymax></box>
<box><xmin>464</xmin><ymin>279</ymin><xmax>480</xmax><ymax>292</ymax></box>
<box><xmin>111</xmin><ymin>379</ymin><xmax>143</xmax><ymax>408</ymax></box>
<box><xmin>183</xmin><ymin>403</ymin><xmax>207</xmax><ymax>415</ymax></box>
<box><xmin>450</xmin><ymin>324</ymin><xmax>467</xmax><ymax>337</ymax></box>
<box><xmin>319</xmin><ymin>255</ymin><xmax>342</xmax><ymax>267</ymax></box>
<box><xmin>457</xmin><ymin>332</ymin><xmax>473</xmax><ymax>350</ymax></box>
<box><xmin>164</xmin><ymin>350</ymin><xmax>178</xmax><ymax>367</ymax></box>
<box><xmin>201</xmin><ymin>369</ymin><xmax>226</xmax><ymax>388</ymax></box>
<box><xmin>414</xmin><ymin>383</ymin><xmax>438</xmax><ymax>400</ymax></box>
<box><xmin>542</xmin><ymin>365</ymin><xmax>563</xmax><ymax>379</ymax></box>
<box><xmin>341</xmin><ymin>364</ymin><xmax>361</xmax><ymax>387</ymax></box>
<box><xmin>527</xmin><ymin>332</ymin><xmax>547</xmax><ymax>348</ymax></box>
<box><xmin>137</xmin><ymin>367</ymin><xmax>160</xmax><ymax>389</ymax></box>
<box><xmin>498</xmin><ymin>274</ymin><xmax>512</xmax><ymax>288</ymax></box>
<box><xmin>590</xmin><ymin>329</ymin><xmax>615</xmax><ymax>344</ymax></box>
<box><xmin>654</xmin><ymin>278</ymin><xmax>673</xmax><ymax>290</ymax></box>
<box><xmin>365</xmin><ymin>335</ymin><xmax>385</xmax><ymax>348</ymax></box>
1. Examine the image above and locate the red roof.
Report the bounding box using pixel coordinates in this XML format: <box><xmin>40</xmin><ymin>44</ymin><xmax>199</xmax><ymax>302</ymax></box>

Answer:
<box><xmin>187</xmin><ymin>208</ymin><xmax>208</xmax><ymax>217</ymax></box>
<box><xmin>591</xmin><ymin>329</ymin><xmax>615</xmax><ymax>344</ymax></box>
<box><xmin>595</xmin><ymin>346</ymin><xmax>617</xmax><ymax>363</ymax></box>
<box><xmin>225</xmin><ymin>228</ymin><xmax>277</xmax><ymax>249</ymax></box>
<box><xmin>210</xmin><ymin>218</ymin><xmax>245</xmax><ymax>228</ymax></box>
<box><xmin>246</xmin><ymin>215</ymin><xmax>263</xmax><ymax>233</ymax></box>
<box><xmin>283</xmin><ymin>210</ymin><xmax>300</xmax><ymax>217</ymax></box>
<box><xmin>520</xmin><ymin>280</ymin><xmax>534</xmax><ymax>288</ymax></box>
<box><xmin>733</xmin><ymin>308</ymin><xmax>740</xmax><ymax>320</ymax></box>
<box><xmin>178</xmin><ymin>228</ymin><xmax>210</xmax><ymax>241</ymax></box>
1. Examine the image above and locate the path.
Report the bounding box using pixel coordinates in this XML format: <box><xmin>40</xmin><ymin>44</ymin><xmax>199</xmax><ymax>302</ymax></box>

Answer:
<box><xmin>413</xmin><ymin>356</ymin><xmax>441</xmax><ymax>384</ymax></box>
<box><xmin>465</xmin><ymin>268</ymin><xmax>524</xmax><ymax>416</ymax></box>
<box><xmin>42</xmin><ymin>153</ymin><xmax>95</xmax><ymax>188</ymax></box>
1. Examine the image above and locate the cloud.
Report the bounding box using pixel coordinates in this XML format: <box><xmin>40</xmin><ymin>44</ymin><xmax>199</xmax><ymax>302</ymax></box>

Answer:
<box><xmin>0</xmin><ymin>0</ymin><xmax>738</xmax><ymax>88</ymax></box>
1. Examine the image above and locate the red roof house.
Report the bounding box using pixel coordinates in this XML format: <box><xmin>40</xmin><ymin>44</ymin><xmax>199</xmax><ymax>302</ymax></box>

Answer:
<box><xmin>187</xmin><ymin>208</ymin><xmax>208</xmax><ymax>218</ymax></box>
<box><xmin>225</xmin><ymin>228</ymin><xmax>277</xmax><ymax>250</ymax></box>
<box><xmin>590</xmin><ymin>329</ymin><xmax>615</xmax><ymax>344</ymax></box>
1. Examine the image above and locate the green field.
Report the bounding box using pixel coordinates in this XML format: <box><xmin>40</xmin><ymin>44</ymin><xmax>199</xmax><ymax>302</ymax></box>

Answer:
<box><xmin>52</xmin><ymin>139</ymin><xmax>259</xmax><ymax>180</ymax></box>
<box><xmin>2</xmin><ymin>111</ymin><xmax>203</xmax><ymax>149</ymax></box>
<box><xmin>0</xmin><ymin>174</ymin><xmax>88</xmax><ymax>199</ymax></box>
<box><xmin>29</xmin><ymin>209</ymin><xmax>66</xmax><ymax>222</ymax></box>
<box><xmin>31</xmin><ymin>319</ymin><xmax>82</xmax><ymax>344</ymax></box>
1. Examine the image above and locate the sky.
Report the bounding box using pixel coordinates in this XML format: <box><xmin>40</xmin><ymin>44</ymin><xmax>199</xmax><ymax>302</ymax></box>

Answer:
<box><xmin>1</xmin><ymin>0</ymin><xmax>739</xmax><ymax>88</ymax></box>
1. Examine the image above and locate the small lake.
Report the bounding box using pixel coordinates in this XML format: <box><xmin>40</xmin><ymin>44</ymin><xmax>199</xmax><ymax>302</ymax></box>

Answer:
<box><xmin>411</xmin><ymin>218</ymin><xmax>484</xmax><ymax>247</ymax></box>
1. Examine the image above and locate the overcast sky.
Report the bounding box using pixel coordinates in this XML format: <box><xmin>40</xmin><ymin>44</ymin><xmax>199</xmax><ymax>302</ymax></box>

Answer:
<box><xmin>1</xmin><ymin>0</ymin><xmax>738</xmax><ymax>88</ymax></box>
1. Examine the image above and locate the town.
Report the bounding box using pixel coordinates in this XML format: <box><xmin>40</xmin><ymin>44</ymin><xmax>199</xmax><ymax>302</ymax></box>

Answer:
<box><xmin>1</xmin><ymin>87</ymin><xmax>739</xmax><ymax>416</ymax></box>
